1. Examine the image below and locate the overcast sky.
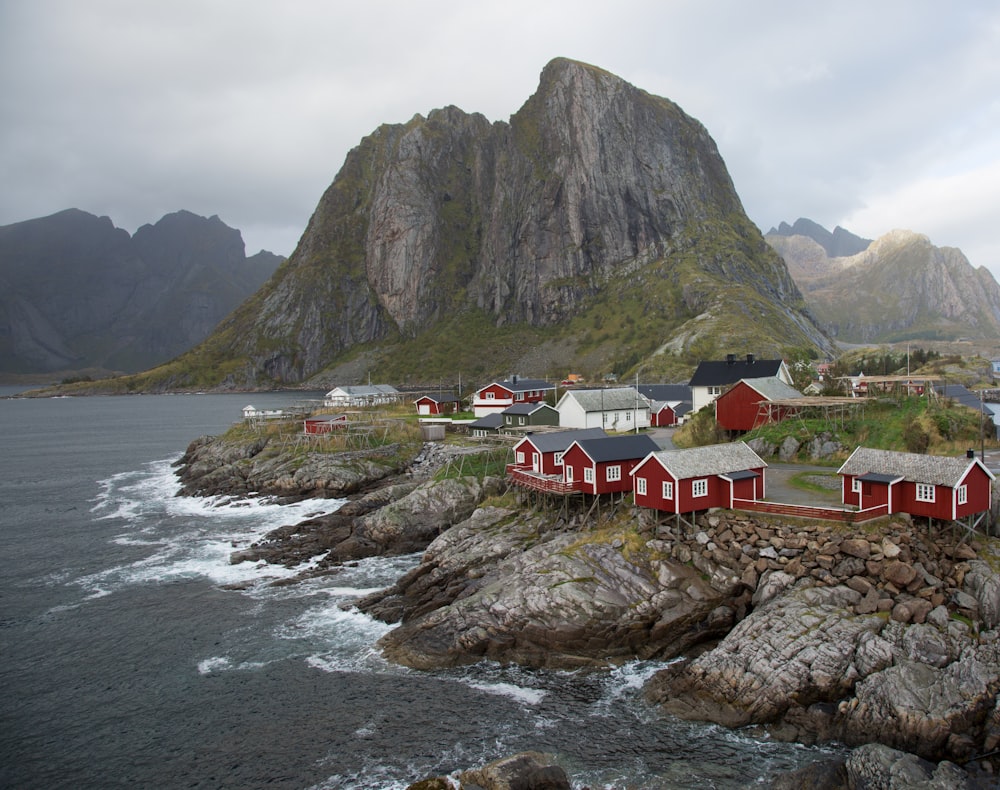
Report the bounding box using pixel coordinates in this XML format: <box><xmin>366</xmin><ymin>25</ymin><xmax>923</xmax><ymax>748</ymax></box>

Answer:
<box><xmin>2</xmin><ymin>1</ymin><xmax>998</xmax><ymax>278</ymax></box>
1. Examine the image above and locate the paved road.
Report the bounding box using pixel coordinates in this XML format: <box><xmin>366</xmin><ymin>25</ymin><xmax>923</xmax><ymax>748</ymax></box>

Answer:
<box><xmin>647</xmin><ymin>427</ymin><xmax>841</xmax><ymax>506</ymax></box>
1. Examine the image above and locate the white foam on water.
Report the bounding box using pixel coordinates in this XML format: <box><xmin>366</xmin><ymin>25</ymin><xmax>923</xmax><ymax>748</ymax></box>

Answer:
<box><xmin>464</xmin><ymin>681</ymin><xmax>547</xmax><ymax>706</ymax></box>
<box><xmin>78</xmin><ymin>458</ymin><xmax>349</xmax><ymax>595</ymax></box>
<box><xmin>196</xmin><ymin>655</ymin><xmax>270</xmax><ymax>676</ymax></box>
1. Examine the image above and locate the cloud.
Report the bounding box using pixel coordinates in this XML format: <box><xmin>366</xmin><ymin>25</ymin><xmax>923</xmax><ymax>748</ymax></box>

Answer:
<box><xmin>1</xmin><ymin>0</ymin><xmax>998</xmax><ymax>279</ymax></box>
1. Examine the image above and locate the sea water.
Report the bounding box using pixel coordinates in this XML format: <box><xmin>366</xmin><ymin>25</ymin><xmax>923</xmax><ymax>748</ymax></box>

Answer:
<box><xmin>0</xmin><ymin>390</ymin><xmax>842</xmax><ymax>788</ymax></box>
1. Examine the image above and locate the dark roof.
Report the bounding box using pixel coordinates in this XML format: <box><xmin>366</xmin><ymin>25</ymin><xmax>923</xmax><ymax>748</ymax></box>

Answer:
<box><xmin>637</xmin><ymin>384</ymin><xmax>691</xmax><ymax>402</ymax></box>
<box><xmin>689</xmin><ymin>358</ymin><xmax>784</xmax><ymax>387</ymax></box>
<box><xmin>470</xmin><ymin>413</ymin><xmax>503</xmax><ymax>429</ymax></box>
<box><xmin>857</xmin><ymin>472</ymin><xmax>903</xmax><ymax>484</ymax></box>
<box><xmin>721</xmin><ymin>469</ymin><xmax>760</xmax><ymax>481</ymax></box>
<box><xmin>503</xmin><ymin>402</ymin><xmax>556</xmax><ymax>416</ymax></box>
<box><xmin>486</xmin><ymin>378</ymin><xmax>554</xmax><ymax>393</ymax></box>
<box><xmin>415</xmin><ymin>392</ymin><xmax>461</xmax><ymax>403</ymax></box>
<box><xmin>571</xmin><ymin>434</ymin><xmax>660</xmax><ymax>464</ymax></box>
<box><xmin>517</xmin><ymin>428</ymin><xmax>608</xmax><ymax>453</ymax></box>
<box><xmin>652</xmin><ymin>399</ymin><xmax>691</xmax><ymax>415</ymax></box>
<box><xmin>935</xmin><ymin>384</ymin><xmax>987</xmax><ymax>413</ymax></box>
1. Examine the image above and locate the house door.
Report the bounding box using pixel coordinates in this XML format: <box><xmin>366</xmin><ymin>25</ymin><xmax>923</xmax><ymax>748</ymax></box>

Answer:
<box><xmin>532</xmin><ymin>452</ymin><xmax>540</xmax><ymax>473</ymax></box>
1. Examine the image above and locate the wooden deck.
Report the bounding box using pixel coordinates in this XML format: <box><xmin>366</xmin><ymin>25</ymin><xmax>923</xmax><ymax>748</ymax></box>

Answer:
<box><xmin>733</xmin><ymin>498</ymin><xmax>888</xmax><ymax>523</ymax></box>
<box><xmin>506</xmin><ymin>466</ymin><xmax>577</xmax><ymax>495</ymax></box>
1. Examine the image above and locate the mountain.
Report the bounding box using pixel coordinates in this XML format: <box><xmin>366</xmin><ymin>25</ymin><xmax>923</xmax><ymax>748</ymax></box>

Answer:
<box><xmin>105</xmin><ymin>58</ymin><xmax>834</xmax><ymax>392</ymax></box>
<box><xmin>767</xmin><ymin>218</ymin><xmax>871</xmax><ymax>258</ymax></box>
<box><xmin>0</xmin><ymin>209</ymin><xmax>282</xmax><ymax>376</ymax></box>
<box><xmin>766</xmin><ymin>223</ymin><xmax>1000</xmax><ymax>343</ymax></box>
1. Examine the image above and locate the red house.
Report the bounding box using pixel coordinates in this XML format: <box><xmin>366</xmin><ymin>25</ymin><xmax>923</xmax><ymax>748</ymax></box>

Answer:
<box><xmin>561</xmin><ymin>434</ymin><xmax>660</xmax><ymax>495</ymax></box>
<box><xmin>303</xmin><ymin>414</ymin><xmax>348</xmax><ymax>434</ymax></box>
<box><xmin>631</xmin><ymin>442</ymin><xmax>767</xmax><ymax>514</ymax></box>
<box><xmin>511</xmin><ymin>428</ymin><xmax>607</xmax><ymax>475</ymax></box>
<box><xmin>838</xmin><ymin>447</ymin><xmax>994</xmax><ymax>522</ymax></box>
<box><xmin>715</xmin><ymin>377</ymin><xmax>804</xmax><ymax>432</ymax></box>
<box><xmin>650</xmin><ymin>401</ymin><xmax>687</xmax><ymax>427</ymax></box>
<box><xmin>472</xmin><ymin>377</ymin><xmax>555</xmax><ymax>417</ymax></box>
<box><xmin>414</xmin><ymin>393</ymin><xmax>461</xmax><ymax>416</ymax></box>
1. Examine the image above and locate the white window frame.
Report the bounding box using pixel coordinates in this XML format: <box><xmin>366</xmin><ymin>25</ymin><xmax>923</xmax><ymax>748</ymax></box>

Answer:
<box><xmin>692</xmin><ymin>478</ymin><xmax>708</xmax><ymax>498</ymax></box>
<box><xmin>636</xmin><ymin>477</ymin><xmax>647</xmax><ymax>496</ymax></box>
<box><xmin>516</xmin><ymin>391</ymin><xmax>525</xmax><ymax>401</ymax></box>
<box><xmin>515</xmin><ymin>451</ymin><xmax>525</xmax><ymax>465</ymax></box>
<box><xmin>606</xmin><ymin>465</ymin><xmax>621</xmax><ymax>482</ymax></box>
<box><xmin>662</xmin><ymin>481</ymin><xmax>674</xmax><ymax>500</ymax></box>
<box><xmin>486</xmin><ymin>391</ymin><xmax>495</xmax><ymax>400</ymax></box>
<box><xmin>916</xmin><ymin>483</ymin><xmax>935</xmax><ymax>503</ymax></box>
<box><xmin>554</xmin><ymin>451</ymin><xmax>564</xmax><ymax>466</ymax></box>
<box><xmin>852</xmin><ymin>478</ymin><xmax>861</xmax><ymax>493</ymax></box>
<box><xmin>584</xmin><ymin>468</ymin><xmax>595</xmax><ymax>484</ymax></box>
<box><xmin>957</xmin><ymin>484</ymin><xmax>968</xmax><ymax>505</ymax></box>
<box><xmin>625</xmin><ymin>411</ymin><xmax>632</xmax><ymax>421</ymax></box>
<box><xmin>518</xmin><ymin>416</ymin><xmax>525</xmax><ymax>425</ymax></box>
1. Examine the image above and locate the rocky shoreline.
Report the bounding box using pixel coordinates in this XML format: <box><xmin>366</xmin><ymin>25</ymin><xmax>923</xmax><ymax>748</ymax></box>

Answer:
<box><xmin>175</xmin><ymin>433</ymin><xmax>1000</xmax><ymax>787</ymax></box>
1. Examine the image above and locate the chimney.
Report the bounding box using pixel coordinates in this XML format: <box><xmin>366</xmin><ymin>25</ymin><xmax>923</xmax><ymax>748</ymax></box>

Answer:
<box><xmin>746</xmin><ymin>354</ymin><xmax>755</xmax><ymax>364</ymax></box>
<box><xmin>726</xmin><ymin>354</ymin><xmax>736</xmax><ymax>365</ymax></box>
<box><xmin>967</xmin><ymin>449</ymin><xmax>975</xmax><ymax>459</ymax></box>
<box><xmin>512</xmin><ymin>374</ymin><xmax>518</xmax><ymax>384</ymax></box>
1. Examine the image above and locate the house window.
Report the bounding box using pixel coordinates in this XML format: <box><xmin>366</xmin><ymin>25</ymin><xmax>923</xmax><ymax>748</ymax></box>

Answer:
<box><xmin>607</xmin><ymin>465</ymin><xmax>621</xmax><ymax>482</ymax></box>
<box><xmin>486</xmin><ymin>392</ymin><xmax>495</xmax><ymax>400</ymax></box>
<box><xmin>692</xmin><ymin>478</ymin><xmax>708</xmax><ymax>497</ymax></box>
<box><xmin>709</xmin><ymin>386</ymin><xmax>722</xmax><ymax>396</ymax></box>
<box><xmin>518</xmin><ymin>417</ymin><xmax>525</xmax><ymax>425</ymax></box>
<box><xmin>516</xmin><ymin>392</ymin><xmax>524</xmax><ymax>400</ymax></box>
<box><xmin>958</xmin><ymin>485</ymin><xmax>968</xmax><ymax>505</ymax></box>
<box><xmin>636</xmin><ymin>477</ymin><xmax>647</xmax><ymax>496</ymax></box>
<box><xmin>584</xmin><ymin>468</ymin><xmax>595</xmax><ymax>484</ymax></box>
<box><xmin>916</xmin><ymin>483</ymin><xmax>935</xmax><ymax>503</ymax></box>
<box><xmin>554</xmin><ymin>451</ymin><xmax>564</xmax><ymax>466</ymax></box>
<box><xmin>515</xmin><ymin>451</ymin><xmax>525</xmax><ymax>465</ymax></box>
<box><xmin>852</xmin><ymin>478</ymin><xmax>861</xmax><ymax>493</ymax></box>
<box><xmin>662</xmin><ymin>481</ymin><xmax>674</xmax><ymax>500</ymax></box>
<box><xmin>625</xmin><ymin>411</ymin><xmax>632</xmax><ymax>421</ymax></box>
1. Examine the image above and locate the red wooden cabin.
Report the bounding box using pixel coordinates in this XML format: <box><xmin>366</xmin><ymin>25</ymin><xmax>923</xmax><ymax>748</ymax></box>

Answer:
<box><xmin>303</xmin><ymin>414</ymin><xmax>348</xmax><ymax>434</ymax></box>
<box><xmin>714</xmin><ymin>377</ymin><xmax>804</xmax><ymax>432</ymax></box>
<box><xmin>510</xmin><ymin>428</ymin><xmax>608</xmax><ymax>475</ymax></box>
<box><xmin>414</xmin><ymin>393</ymin><xmax>461</xmax><ymax>416</ymax></box>
<box><xmin>561</xmin><ymin>434</ymin><xmax>660</xmax><ymax>495</ymax></box>
<box><xmin>631</xmin><ymin>442</ymin><xmax>767</xmax><ymax>514</ymax></box>
<box><xmin>838</xmin><ymin>447</ymin><xmax>994</xmax><ymax>521</ymax></box>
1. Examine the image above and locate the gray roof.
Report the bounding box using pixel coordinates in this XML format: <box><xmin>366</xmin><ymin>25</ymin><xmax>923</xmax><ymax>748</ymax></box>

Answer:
<box><xmin>935</xmin><ymin>384</ymin><xmax>987</xmax><ymax>413</ymax></box>
<box><xmin>470</xmin><ymin>413</ymin><xmax>503</xmax><ymax>429</ymax></box>
<box><xmin>562</xmin><ymin>387</ymin><xmax>650</xmax><ymax>412</ymax></box>
<box><xmin>838</xmin><ymin>447</ymin><xmax>994</xmax><ymax>487</ymax></box>
<box><xmin>503</xmin><ymin>402</ymin><xmax>556</xmax><ymax>416</ymax></box>
<box><xmin>737</xmin><ymin>377</ymin><xmax>804</xmax><ymax>401</ymax></box>
<box><xmin>572</xmin><ymin>434</ymin><xmax>660</xmax><ymax>463</ymax></box>
<box><xmin>518</xmin><ymin>427</ymin><xmax>608</xmax><ymax>453</ymax></box>
<box><xmin>643</xmin><ymin>442</ymin><xmax>767</xmax><ymax>479</ymax></box>
<box><xmin>638</xmin><ymin>384</ymin><xmax>691</xmax><ymax>402</ymax></box>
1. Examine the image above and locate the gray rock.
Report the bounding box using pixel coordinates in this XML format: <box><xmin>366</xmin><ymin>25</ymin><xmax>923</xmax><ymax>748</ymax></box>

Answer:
<box><xmin>844</xmin><ymin>743</ymin><xmax>980</xmax><ymax>789</ymax></box>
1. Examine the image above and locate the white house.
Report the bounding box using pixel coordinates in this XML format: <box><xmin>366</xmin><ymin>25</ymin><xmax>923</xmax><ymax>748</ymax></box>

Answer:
<box><xmin>323</xmin><ymin>385</ymin><xmax>400</xmax><ymax>408</ymax></box>
<box><xmin>554</xmin><ymin>387</ymin><xmax>651</xmax><ymax>430</ymax></box>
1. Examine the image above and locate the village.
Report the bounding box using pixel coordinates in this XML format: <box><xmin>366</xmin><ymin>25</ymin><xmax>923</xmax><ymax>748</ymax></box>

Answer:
<box><xmin>241</xmin><ymin>352</ymin><xmax>1000</xmax><ymax>541</ymax></box>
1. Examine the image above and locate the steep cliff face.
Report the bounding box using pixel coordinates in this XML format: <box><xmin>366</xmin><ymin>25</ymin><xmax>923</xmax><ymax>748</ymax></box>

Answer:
<box><xmin>0</xmin><ymin>208</ymin><xmax>282</xmax><ymax>374</ymax></box>
<box><xmin>767</xmin><ymin>225</ymin><xmax>1000</xmax><ymax>343</ymax></box>
<box><xmin>164</xmin><ymin>58</ymin><xmax>831</xmax><ymax>388</ymax></box>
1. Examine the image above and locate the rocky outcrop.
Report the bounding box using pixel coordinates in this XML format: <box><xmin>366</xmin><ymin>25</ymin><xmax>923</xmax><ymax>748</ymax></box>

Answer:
<box><xmin>174</xmin><ymin>431</ymin><xmax>418</xmax><ymax>500</ymax></box>
<box><xmin>407</xmin><ymin>751</ymin><xmax>571</xmax><ymax>790</ymax></box>
<box><xmin>229</xmin><ymin>475</ymin><xmax>503</xmax><ymax>577</ymax></box>
<box><xmin>359</xmin><ymin>508</ymin><xmax>741</xmax><ymax>670</ymax></box>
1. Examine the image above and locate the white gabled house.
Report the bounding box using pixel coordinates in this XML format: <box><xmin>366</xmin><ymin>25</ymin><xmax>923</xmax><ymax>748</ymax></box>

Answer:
<box><xmin>323</xmin><ymin>384</ymin><xmax>400</xmax><ymax>408</ymax></box>
<box><xmin>555</xmin><ymin>387</ymin><xmax>651</xmax><ymax>431</ymax></box>
<box><xmin>688</xmin><ymin>354</ymin><xmax>792</xmax><ymax>413</ymax></box>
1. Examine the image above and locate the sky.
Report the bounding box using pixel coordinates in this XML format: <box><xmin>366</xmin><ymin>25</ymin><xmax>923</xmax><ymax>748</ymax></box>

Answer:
<box><xmin>2</xmin><ymin>1</ymin><xmax>999</xmax><ymax>278</ymax></box>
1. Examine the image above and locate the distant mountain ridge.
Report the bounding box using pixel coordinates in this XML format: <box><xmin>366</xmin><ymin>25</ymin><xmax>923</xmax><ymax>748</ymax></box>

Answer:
<box><xmin>767</xmin><ymin>218</ymin><xmax>872</xmax><ymax>258</ymax></box>
<box><xmin>765</xmin><ymin>220</ymin><xmax>1000</xmax><ymax>343</ymax></box>
<box><xmin>0</xmin><ymin>209</ymin><xmax>282</xmax><ymax>375</ymax></box>
<box><xmin>123</xmin><ymin>58</ymin><xmax>833</xmax><ymax>391</ymax></box>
